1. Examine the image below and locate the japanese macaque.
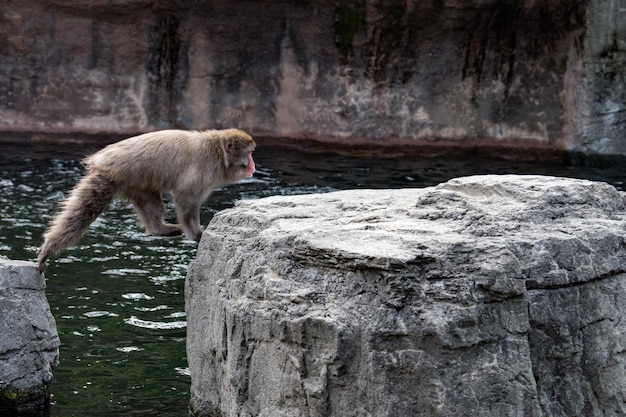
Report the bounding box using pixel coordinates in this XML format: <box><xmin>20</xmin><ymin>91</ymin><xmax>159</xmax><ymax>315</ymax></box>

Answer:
<box><xmin>37</xmin><ymin>128</ymin><xmax>255</xmax><ymax>272</ymax></box>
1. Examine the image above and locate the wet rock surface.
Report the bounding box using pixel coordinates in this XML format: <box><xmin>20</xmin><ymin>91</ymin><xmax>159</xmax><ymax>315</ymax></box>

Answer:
<box><xmin>186</xmin><ymin>175</ymin><xmax>626</xmax><ymax>417</ymax></box>
<box><xmin>0</xmin><ymin>259</ymin><xmax>59</xmax><ymax>416</ymax></box>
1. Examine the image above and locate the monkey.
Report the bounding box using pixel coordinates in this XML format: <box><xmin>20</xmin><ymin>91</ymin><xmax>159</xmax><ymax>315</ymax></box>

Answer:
<box><xmin>36</xmin><ymin>128</ymin><xmax>256</xmax><ymax>272</ymax></box>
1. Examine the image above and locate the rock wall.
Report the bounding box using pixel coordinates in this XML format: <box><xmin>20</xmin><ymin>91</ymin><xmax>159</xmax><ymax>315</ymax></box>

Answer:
<box><xmin>0</xmin><ymin>0</ymin><xmax>625</xmax><ymax>156</ymax></box>
<box><xmin>0</xmin><ymin>259</ymin><xmax>59</xmax><ymax>415</ymax></box>
<box><xmin>186</xmin><ymin>175</ymin><xmax>626</xmax><ymax>417</ymax></box>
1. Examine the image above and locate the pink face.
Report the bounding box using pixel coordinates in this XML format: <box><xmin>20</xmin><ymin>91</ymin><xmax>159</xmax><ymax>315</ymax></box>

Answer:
<box><xmin>245</xmin><ymin>152</ymin><xmax>255</xmax><ymax>177</ymax></box>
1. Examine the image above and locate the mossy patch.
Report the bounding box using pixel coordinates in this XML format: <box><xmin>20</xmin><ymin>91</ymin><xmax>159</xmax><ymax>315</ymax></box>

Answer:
<box><xmin>333</xmin><ymin>1</ymin><xmax>366</xmax><ymax>57</ymax></box>
<box><xmin>599</xmin><ymin>31</ymin><xmax>626</xmax><ymax>81</ymax></box>
<box><xmin>2</xmin><ymin>388</ymin><xmax>30</xmax><ymax>403</ymax></box>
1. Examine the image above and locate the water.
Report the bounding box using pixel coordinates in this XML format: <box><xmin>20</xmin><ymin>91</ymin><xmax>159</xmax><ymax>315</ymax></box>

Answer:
<box><xmin>0</xmin><ymin>139</ymin><xmax>624</xmax><ymax>416</ymax></box>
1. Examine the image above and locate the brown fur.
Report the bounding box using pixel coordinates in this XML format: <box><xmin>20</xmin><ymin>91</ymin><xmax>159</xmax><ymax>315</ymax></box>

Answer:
<box><xmin>37</xmin><ymin>128</ymin><xmax>255</xmax><ymax>272</ymax></box>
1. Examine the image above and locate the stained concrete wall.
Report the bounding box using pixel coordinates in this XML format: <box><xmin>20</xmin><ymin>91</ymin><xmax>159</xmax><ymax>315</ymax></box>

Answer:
<box><xmin>0</xmin><ymin>0</ymin><xmax>625</xmax><ymax>156</ymax></box>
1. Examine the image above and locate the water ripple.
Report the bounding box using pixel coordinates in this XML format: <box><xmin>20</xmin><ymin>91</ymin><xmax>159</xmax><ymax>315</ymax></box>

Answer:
<box><xmin>124</xmin><ymin>316</ymin><xmax>187</xmax><ymax>330</ymax></box>
<box><xmin>122</xmin><ymin>293</ymin><xmax>155</xmax><ymax>301</ymax></box>
<box><xmin>102</xmin><ymin>268</ymin><xmax>150</xmax><ymax>276</ymax></box>
<box><xmin>83</xmin><ymin>310</ymin><xmax>119</xmax><ymax>318</ymax></box>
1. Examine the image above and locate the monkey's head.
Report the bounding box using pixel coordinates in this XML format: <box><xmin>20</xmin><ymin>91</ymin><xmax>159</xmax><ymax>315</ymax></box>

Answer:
<box><xmin>220</xmin><ymin>129</ymin><xmax>256</xmax><ymax>180</ymax></box>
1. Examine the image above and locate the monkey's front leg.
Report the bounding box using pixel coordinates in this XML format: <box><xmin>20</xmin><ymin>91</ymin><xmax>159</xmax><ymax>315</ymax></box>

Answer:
<box><xmin>173</xmin><ymin>195</ymin><xmax>203</xmax><ymax>242</ymax></box>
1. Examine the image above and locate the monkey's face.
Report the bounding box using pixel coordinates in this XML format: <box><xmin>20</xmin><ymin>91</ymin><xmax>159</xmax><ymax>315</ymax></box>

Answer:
<box><xmin>223</xmin><ymin>132</ymin><xmax>256</xmax><ymax>180</ymax></box>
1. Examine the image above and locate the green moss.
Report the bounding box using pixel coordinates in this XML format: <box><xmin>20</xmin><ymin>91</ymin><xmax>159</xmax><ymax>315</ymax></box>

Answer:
<box><xmin>334</xmin><ymin>2</ymin><xmax>366</xmax><ymax>57</ymax></box>
<box><xmin>432</xmin><ymin>0</ymin><xmax>444</xmax><ymax>10</ymax></box>
<box><xmin>382</xmin><ymin>0</ymin><xmax>406</xmax><ymax>46</ymax></box>
<box><xmin>599</xmin><ymin>31</ymin><xmax>626</xmax><ymax>81</ymax></box>
<box><xmin>2</xmin><ymin>388</ymin><xmax>31</xmax><ymax>403</ymax></box>
<box><xmin>1</xmin><ymin>386</ymin><xmax>50</xmax><ymax>414</ymax></box>
<box><xmin>599</xmin><ymin>31</ymin><xmax>621</xmax><ymax>59</ymax></box>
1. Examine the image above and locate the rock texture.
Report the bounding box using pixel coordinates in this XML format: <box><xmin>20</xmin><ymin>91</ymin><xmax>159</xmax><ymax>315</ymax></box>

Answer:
<box><xmin>186</xmin><ymin>175</ymin><xmax>626</xmax><ymax>417</ymax></box>
<box><xmin>0</xmin><ymin>259</ymin><xmax>59</xmax><ymax>415</ymax></box>
<box><xmin>0</xmin><ymin>1</ymin><xmax>625</xmax><ymax>156</ymax></box>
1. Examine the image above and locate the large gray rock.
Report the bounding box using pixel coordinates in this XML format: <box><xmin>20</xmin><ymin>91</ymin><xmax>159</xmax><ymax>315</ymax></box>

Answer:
<box><xmin>186</xmin><ymin>175</ymin><xmax>626</xmax><ymax>417</ymax></box>
<box><xmin>0</xmin><ymin>259</ymin><xmax>59</xmax><ymax>415</ymax></box>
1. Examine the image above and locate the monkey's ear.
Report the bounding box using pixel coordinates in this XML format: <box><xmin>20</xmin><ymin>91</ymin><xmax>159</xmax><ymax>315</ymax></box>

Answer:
<box><xmin>221</xmin><ymin>137</ymin><xmax>234</xmax><ymax>167</ymax></box>
<box><xmin>223</xmin><ymin>138</ymin><xmax>235</xmax><ymax>154</ymax></box>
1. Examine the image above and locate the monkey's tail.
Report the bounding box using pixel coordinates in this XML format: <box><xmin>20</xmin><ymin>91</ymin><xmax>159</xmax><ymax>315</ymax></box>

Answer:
<box><xmin>37</xmin><ymin>172</ymin><xmax>118</xmax><ymax>272</ymax></box>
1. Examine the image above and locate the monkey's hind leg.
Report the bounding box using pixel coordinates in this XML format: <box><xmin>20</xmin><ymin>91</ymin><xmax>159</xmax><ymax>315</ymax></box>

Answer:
<box><xmin>131</xmin><ymin>192</ymin><xmax>182</xmax><ymax>237</ymax></box>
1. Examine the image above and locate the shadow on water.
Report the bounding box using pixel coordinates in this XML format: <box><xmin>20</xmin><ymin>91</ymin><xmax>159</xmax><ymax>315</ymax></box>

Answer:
<box><xmin>0</xmin><ymin>139</ymin><xmax>625</xmax><ymax>416</ymax></box>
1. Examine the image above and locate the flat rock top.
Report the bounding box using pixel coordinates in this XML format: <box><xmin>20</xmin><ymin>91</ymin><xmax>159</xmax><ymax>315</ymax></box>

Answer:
<box><xmin>0</xmin><ymin>259</ymin><xmax>44</xmax><ymax>290</ymax></box>
<box><xmin>208</xmin><ymin>175</ymin><xmax>626</xmax><ymax>290</ymax></box>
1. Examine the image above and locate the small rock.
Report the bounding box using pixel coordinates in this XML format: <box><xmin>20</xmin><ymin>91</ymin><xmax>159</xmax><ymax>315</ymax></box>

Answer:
<box><xmin>0</xmin><ymin>259</ymin><xmax>60</xmax><ymax>416</ymax></box>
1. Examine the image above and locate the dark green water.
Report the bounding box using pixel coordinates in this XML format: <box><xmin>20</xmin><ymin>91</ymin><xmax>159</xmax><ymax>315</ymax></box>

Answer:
<box><xmin>0</xmin><ymin>139</ymin><xmax>624</xmax><ymax>416</ymax></box>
